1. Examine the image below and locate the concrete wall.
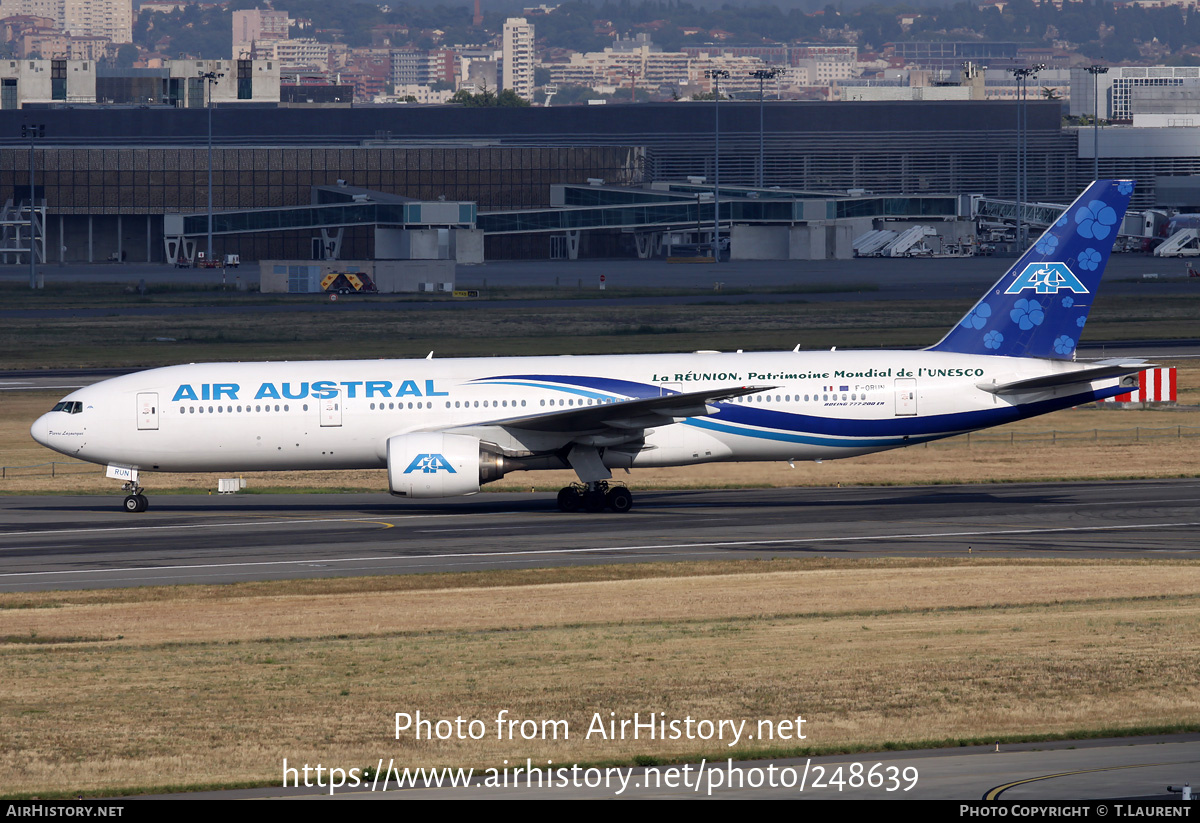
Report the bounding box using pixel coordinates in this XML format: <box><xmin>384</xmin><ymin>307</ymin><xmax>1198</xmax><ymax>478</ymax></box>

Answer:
<box><xmin>788</xmin><ymin>224</ymin><xmax>825</xmax><ymax>260</ymax></box>
<box><xmin>376</xmin><ymin>228</ymin><xmax>446</xmax><ymax>260</ymax></box>
<box><xmin>451</xmin><ymin>228</ymin><xmax>484</xmax><ymax>263</ymax></box>
<box><xmin>729</xmin><ymin>225</ymin><xmax>789</xmax><ymax>260</ymax></box>
<box><xmin>375</xmin><ymin>260</ymin><xmax>455</xmax><ymax>292</ymax></box>
<box><xmin>731</xmin><ymin>220</ymin><xmax>863</xmax><ymax>260</ymax></box>
<box><xmin>376</xmin><ymin>227</ymin><xmax>482</xmax><ymax>262</ymax></box>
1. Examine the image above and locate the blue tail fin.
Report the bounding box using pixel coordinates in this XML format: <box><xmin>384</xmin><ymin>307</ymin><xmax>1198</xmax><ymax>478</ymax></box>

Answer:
<box><xmin>930</xmin><ymin>179</ymin><xmax>1135</xmax><ymax>360</ymax></box>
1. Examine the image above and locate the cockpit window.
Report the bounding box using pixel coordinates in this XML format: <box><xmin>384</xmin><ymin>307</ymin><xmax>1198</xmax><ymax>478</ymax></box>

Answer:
<box><xmin>51</xmin><ymin>401</ymin><xmax>83</xmax><ymax>414</ymax></box>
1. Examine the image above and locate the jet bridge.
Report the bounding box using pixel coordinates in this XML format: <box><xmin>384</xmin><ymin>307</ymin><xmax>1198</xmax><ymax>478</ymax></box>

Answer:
<box><xmin>972</xmin><ymin>196</ymin><xmax>1147</xmax><ymax>238</ymax></box>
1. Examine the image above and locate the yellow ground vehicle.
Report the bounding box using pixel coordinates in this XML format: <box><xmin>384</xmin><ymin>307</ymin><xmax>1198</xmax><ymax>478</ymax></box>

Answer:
<box><xmin>320</xmin><ymin>271</ymin><xmax>378</xmax><ymax>294</ymax></box>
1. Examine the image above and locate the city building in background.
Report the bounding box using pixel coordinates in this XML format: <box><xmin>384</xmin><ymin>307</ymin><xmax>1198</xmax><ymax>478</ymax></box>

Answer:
<box><xmin>502</xmin><ymin>17</ymin><xmax>535</xmax><ymax>100</ymax></box>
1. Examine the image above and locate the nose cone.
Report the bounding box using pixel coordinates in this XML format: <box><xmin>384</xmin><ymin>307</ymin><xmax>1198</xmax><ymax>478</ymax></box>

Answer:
<box><xmin>30</xmin><ymin>413</ymin><xmax>51</xmax><ymax>448</ymax></box>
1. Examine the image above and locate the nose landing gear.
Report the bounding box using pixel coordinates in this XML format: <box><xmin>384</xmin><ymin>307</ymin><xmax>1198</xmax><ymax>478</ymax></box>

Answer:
<box><xmin>121</xmin><ymin>480</ymin><xmax>148</xmax><ymax>513</ymax></box>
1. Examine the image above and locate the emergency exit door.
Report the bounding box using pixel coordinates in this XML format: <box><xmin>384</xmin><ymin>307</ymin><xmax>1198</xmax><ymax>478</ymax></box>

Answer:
<box><xmin>320</xmin><ymin>391</ymin><xmax>342</xmax><ymax>427</ymax></box>
<box><xmin>137</xmin><ymin>392</ymin><xmax>159</xmax><ymax>430</ymax></box>
<box><xmin>895</xmin><ymin>379</ymin><xmax>917</xmax><ymax>416</ymax></box>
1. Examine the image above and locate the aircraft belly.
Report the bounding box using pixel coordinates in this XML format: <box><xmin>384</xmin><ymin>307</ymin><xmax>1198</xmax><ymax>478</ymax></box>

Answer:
<box><xmin>93</xmin><ymin>414</ymin><xmax>385</xmax><ymax>473</ymax></box>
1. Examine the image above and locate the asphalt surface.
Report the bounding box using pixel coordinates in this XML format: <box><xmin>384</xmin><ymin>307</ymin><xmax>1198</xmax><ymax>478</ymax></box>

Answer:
<box><xmin>153</xmin><ymin>733</ymin><xmax>1200</xmax><ymax>800</ymax></box>
<box><xmin>2</xmin><ymin>480</ymin><xmax>1199</xmax><ymax>592</ymax></box>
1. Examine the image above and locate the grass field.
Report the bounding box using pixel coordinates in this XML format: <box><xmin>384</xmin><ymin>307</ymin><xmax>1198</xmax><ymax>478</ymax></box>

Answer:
<box><xmin>2</xmin><ymin>559</ymin><xmax>1198</xmax><ymax>796</ymax></box>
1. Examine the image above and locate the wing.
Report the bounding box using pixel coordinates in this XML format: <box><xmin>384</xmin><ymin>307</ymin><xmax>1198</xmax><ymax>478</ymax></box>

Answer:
<box><xmin>446</xmin><ymin>383</ymin><xmax>773</xmax><ymax>440</ymax></box>
<box><xmin>411</xmin><ymin>378</ymin><xmax>775</xmax><ymax>483</ymax></box>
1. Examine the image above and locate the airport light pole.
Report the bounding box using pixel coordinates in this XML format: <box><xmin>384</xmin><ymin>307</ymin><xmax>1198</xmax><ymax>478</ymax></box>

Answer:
<box><xmin>199</xmin><ymin>70</ymin><xmax>224</xmax><ymax>265</ymax></box>
<box><xmin>706</xmin><ymin>69</ymin><xmax>729</xmax><ymax>259</ymax></box>
<box><xmin>1009</xmin><ymin>64</ymin><xmax>1044</xmax><ymax>248</ymax></box>
<box><xmin>1085</xmin><ymin>65</ymin><xmax>1108</xmax><ymax>181</ymax></box>
<box><xmin>21</xmin><ymin>121</ymin><xmax>44</xmax><ymax>289</ymax></box>
<box><xmin>751</xmin><ymin>67</ymin><xmax>780</xmax><ymax>188</ymax></box>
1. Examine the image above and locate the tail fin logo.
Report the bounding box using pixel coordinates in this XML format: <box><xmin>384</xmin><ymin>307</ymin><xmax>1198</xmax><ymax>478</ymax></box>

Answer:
<box><xmin>1003</xmin><ymin>262</ymin><xmax>1088</xmax><ymax>296</ymax></box>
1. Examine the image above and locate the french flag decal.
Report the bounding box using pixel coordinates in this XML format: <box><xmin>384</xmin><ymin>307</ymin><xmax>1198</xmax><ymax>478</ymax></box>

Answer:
<box><xmin>1098</xmin><ymin>368</ymin><xmax>1177</xmax><ymax>404</ymax></box>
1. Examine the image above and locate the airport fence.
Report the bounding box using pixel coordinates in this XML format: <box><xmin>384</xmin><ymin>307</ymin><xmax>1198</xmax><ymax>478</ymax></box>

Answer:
<box><xmin>931</xmin><ymin>424</ymin><xmax>1200</xmax><ymax>448</ymax></box>
<box><xmin>0</xmin><ymin>461</ymin><xmax>101</xmax><ymax>479</ymax></box>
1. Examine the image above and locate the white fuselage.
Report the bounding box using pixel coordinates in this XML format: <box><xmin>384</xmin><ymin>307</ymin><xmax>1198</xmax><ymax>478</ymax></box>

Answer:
<box><xmin>31</xmin><ymin>349</ymin><xmax>1121</xmax><ymax>477</ymax></box>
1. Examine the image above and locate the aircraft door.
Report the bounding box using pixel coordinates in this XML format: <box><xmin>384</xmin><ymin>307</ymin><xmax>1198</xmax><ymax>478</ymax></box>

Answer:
<box><xmin>137</xmin><ymin>392</ymin><xmax>159</xmax><ymax>430</ymax></box>
<box><xmin>895</xmin><ymin>378</ymin><xmax>917</xmax><ymax>416</ymax></box>
<box><xmin>320</xmin><ymin>391</ymin><xmax>342</xmax><ymax>427</ymax></box>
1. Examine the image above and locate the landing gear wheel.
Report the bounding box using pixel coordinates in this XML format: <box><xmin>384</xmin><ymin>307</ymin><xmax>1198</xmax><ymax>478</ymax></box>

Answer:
<box><xmin>123</xmin><ymin>494</ymin><xmax>147</xmax><ymax>513</ymax></box>
<box><xmin>606</xmin><ymin>486</ymin><xmax>633</xmax><ymax>513</ymax></box>
<box><xmin>583</xmin><ymin>490</ymin><xmax>607</xmax><ymax>512</ymax></box>
<box><xmin>137</xmin><ymin>494</ymin><xmax>148</xmax><ymax>512</ymax></box>
<box><xmin>557</xmin><ymin>486</ymin><xmax>581</xmax><ymax>512</ymax></box>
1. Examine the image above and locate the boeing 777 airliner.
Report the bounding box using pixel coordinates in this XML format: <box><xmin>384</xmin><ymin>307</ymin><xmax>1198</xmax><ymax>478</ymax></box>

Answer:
<box><xmin>32</xmin><ymin>180</ymin><xmax>1145</xmax><ymax>513</ymax></box>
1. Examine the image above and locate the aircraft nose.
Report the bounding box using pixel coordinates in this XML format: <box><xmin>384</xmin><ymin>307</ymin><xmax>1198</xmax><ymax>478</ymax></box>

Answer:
<box><xmin>30</xmin><ymin>414</ymin><xmax>51</xmax><ymax>447</ymax></box>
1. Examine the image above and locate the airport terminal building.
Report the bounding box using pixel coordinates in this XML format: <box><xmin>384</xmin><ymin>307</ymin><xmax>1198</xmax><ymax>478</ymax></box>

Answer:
<box><xmin>0</xmin><ymin>100</ymin><xmax>1193</xmax><ymax>263</ymax></box>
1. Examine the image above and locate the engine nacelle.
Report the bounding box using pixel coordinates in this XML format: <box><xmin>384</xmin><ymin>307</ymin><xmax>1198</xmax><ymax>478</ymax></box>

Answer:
<box><xmin>386</xmin><ymin>432</ymin><xmax>510</xmax><ymax>498</ymax></box>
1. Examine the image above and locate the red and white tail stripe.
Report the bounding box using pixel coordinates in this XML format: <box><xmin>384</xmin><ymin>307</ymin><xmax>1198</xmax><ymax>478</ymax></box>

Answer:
<box><xmin>1099</xmin><ymin>367</ymin><xmax>1177</xmax><ymax>403</ymax></box>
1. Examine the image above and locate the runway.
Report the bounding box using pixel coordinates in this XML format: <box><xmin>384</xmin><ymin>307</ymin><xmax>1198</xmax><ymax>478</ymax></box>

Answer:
<box><xmin>159</xmin><ymin>733</ymin><xmax>1200</xmax><ymax>800</ymax></box>
<box><xmin>2</xmin><ymin>479</ymin><xmax>1199</xmax><ymax>591</ymax></box>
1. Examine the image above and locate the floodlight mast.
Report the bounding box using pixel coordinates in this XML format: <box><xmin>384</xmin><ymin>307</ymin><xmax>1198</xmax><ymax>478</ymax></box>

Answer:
<box><xmin>751</xmin><ymin>67</ymin><xmax>780</xmax><ymax>187</ymax></box>
<box><xmin>706</xmin><ymin>69</ymin><xmax>730</xmax><ymax>260</ymax></box>
<box><xmin>1085</xmin><ymin>65</ymin><xmax>1109</xmax><ymax>181</ymax></box>
<box><xmin>200</xmin><ymin>70</ymin><xmax>225</xmax><ymax>265</ymax></box>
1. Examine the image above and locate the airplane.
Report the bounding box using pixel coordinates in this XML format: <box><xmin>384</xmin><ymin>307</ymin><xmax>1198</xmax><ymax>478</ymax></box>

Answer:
<box><xmin>32</xmin><ymin>179</ymin><xmax>1146</xmax><ymax>515</ymax></box>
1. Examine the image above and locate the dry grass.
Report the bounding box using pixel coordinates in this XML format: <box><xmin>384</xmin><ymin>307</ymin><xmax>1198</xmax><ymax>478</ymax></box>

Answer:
<box><xmin>2</xmin><ymin>559</ymin><xmax>1198</xmax><ymax>795</ymax></box>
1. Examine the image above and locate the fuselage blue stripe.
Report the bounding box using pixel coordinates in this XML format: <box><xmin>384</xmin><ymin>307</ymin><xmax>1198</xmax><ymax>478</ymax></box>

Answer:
<box><xmin>479</xmin><ymin>373</ymin><xmax>1123</xmax><ymax>439</ymax></box>
<box><xmin>683</xmin><ymin>417</ymin><xmax>940</xmax><ymax>448</ymax></box>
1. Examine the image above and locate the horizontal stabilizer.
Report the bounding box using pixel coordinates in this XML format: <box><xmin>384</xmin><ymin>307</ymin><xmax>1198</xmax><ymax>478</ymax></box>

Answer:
<box><xmin>977</xmin><ymin>361</ymin><xmax>1150</xmax><ymax>394</ymax></box>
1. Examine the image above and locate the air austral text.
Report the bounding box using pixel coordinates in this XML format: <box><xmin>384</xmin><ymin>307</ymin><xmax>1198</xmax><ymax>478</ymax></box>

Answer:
<box><xmin>171</xmin><ymin>379</ymin><xmax>448</xmax><ymax>402</ymax></box>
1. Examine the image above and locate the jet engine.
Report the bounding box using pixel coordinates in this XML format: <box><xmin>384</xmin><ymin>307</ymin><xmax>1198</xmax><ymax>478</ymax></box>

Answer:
<box><xmin>386</xmin><ymin>432</ymin><xmax>512</xmax><ymax>498</ymax></box>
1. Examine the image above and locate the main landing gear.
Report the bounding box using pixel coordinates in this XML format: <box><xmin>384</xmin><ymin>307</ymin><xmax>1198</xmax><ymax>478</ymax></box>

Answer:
<box><xmin>556</xmin><ymin>481</ymin><xmax>633</xmax><ymax>514</ymax></box>
<box><xmin>122</xmin><ymin>480</ymin><xmax>148</xmax><ymax>513</ymax></box>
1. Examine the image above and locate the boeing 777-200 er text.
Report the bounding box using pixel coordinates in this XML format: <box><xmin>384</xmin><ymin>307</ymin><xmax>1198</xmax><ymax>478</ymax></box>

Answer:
<box><xmin>33</xmin><ymin>180</ymin><xmax>1147</xmax><ymax>514</ymax></box>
